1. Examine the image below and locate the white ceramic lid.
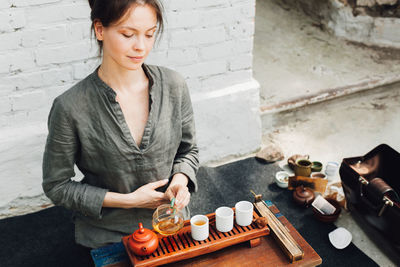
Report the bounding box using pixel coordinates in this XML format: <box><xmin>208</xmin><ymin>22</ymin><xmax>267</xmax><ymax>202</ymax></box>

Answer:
<box><xmin>328</xmin><ymin>227</ymin><xmax>352</xmax><ymax>249</ymax></box>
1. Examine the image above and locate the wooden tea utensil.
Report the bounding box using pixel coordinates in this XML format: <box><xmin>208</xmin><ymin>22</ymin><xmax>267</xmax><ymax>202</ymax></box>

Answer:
<box><xmin>251</xmin><ymin>190</ymin><xmax>304</xmax><ymax>262</ymax></box>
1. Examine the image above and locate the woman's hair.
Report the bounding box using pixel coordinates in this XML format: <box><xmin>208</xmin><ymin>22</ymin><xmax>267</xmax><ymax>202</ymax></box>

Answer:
<box><xmin>88</xmin><ymin>0</ymin><xmax>164</xmax><ymax>52</ymax></box>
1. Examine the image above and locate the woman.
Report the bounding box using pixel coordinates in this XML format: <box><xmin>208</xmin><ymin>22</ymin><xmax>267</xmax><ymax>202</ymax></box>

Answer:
<box><xmin>42</xmin><ymin>0</ymin><xmax>199</xmax><ymax>249</ymax></box>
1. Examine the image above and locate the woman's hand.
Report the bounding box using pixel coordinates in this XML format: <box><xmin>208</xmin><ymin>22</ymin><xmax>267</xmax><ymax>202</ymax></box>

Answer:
<box><xmin>165</xmin><ymin>173</ymin><xmax>190</xmax><ymax>210</ymax></box>
<box><xmin>103</xmin><ymin>179</ymin><xmax>170</xmax><ymax>209</ymax></box>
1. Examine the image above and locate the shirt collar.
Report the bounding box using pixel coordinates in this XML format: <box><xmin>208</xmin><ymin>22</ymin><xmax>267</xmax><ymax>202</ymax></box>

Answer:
<box><xmin>90</xmin><ymin>63</ymin><xmax>156</xmax><ymax>103</ymax></box>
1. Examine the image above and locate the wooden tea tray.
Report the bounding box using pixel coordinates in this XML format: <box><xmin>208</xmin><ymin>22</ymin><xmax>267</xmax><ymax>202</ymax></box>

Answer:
<box><xmin>122</xmin><ymin>209</ymin><xmax>270</xmax><ymax>267</ymax></box>
<box><xmin>165</xmin><ymin>201</ymin><xmax>322</xmax><ymax>267</ymax></box>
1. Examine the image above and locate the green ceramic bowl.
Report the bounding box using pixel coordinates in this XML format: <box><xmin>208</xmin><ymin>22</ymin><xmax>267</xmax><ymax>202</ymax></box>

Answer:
<box><xmin>311</xmin><ymin>161</ymin><xmax>323</xmax><ymax>172</ymax></box>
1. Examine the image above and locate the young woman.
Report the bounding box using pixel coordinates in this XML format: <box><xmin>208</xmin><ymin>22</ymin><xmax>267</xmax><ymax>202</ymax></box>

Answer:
<box><xmin>42</xmin><ymin>0</ymin><xmax>199</xmax><ymax>249</ymax></box>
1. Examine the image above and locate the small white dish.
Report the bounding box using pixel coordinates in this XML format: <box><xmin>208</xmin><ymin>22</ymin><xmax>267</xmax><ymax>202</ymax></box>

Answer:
<box><xmin>328</xmin><ymin>227</ymin><xmax>352</xmax><ymax>249</ymax></box>
<box><xmin>275</xmin><ymin>171</ymin><xmax>289</xmax><ymax>188</ymax></box>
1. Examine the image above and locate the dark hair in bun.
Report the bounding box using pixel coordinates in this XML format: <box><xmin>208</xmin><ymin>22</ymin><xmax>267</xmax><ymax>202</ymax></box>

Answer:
<box><xmin>88</xmin><ymin>0</ymin><xmax>95</xmax><ymax>9</ymax></box>
<box><xmin>88</xmin><ymin>0</ymin><xmax>164</xmax><ymax>52</ymax></box>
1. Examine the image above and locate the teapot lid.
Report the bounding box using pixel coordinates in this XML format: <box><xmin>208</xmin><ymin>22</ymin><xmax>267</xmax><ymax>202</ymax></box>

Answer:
<box><xmin>132</xmin><ymin>223</ymin><xmax>156</xmax><ymax>243</ymax></box>
<box><xmin>295</xmin><ymin>185</ymin><xmax>314</xmax><ymax>199</ymax></box>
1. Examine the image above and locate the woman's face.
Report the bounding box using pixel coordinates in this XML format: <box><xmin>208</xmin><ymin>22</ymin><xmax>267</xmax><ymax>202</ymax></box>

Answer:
<box><xmin>95</xmin><ymin>4</ymin><xmax>157</xmax><ymax>70</ymax></box>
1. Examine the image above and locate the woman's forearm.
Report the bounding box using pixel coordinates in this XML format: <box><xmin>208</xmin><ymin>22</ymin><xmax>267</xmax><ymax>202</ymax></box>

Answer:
<box><xmin>170</xmin><ymin>173</ymin><xmax>189</xmax><ymax>187</ymax></box>
<box><xmin>102</xmin><ymin>191</ymin><xmax>133</xmax><ymax>209</ymax></box>
<box><xmin>102</xmin><ymin>178</ymin><xmax>185</xmax><ymax>209</ymax></box>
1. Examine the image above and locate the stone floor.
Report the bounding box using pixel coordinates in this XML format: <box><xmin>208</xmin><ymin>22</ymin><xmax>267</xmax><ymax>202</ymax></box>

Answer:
<box><xmin>252</xmin><ymin>0</ymin><xmax>400</xmax><ymax>266</ymax></box>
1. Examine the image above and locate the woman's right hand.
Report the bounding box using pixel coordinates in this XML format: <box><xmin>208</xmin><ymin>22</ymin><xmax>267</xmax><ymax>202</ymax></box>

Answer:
<box><xmin>126</xmin><ymin>179</ymin><xmax>170</xmax><ymax>209</ymax></box>
<box><xmin>103</xmin><ymin>179</ymin><xmax>170</xmax><ymax>209</ymax></box>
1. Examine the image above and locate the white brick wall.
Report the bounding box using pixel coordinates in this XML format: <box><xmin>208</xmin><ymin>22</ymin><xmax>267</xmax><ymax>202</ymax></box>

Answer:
<box><xmin>0</xmin><ymin>9</ymin><xmax>26</xmax><ymax>32</ymax></box>
<box><xmin>0</xmin><ymin>0</ymin><xmax>259</xmax><ymax>217</ymax></box>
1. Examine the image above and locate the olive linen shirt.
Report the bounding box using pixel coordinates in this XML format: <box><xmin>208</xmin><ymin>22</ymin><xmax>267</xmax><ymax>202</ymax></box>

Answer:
<box><xmin>42</xmin><ymin>64</ymin><xmax>199</xmax><ymax>248</ymax></box>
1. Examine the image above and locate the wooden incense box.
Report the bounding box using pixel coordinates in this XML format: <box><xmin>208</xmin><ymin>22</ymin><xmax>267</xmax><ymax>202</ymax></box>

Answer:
<box><xmin>288</xmin><ymin>175</ymin><xmax>328</xmax><ymax>195</ymax></box>
<box><xmin>122</xmin><ymin>209</ymin><xmax>270</xmax><ymax>267</ymax></box>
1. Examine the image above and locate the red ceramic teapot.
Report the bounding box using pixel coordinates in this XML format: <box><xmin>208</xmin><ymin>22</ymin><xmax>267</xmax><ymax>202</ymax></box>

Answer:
<box><xmin>128</xmin><ymin>223</ymin><xmax>159</xmax><ymax>256</ymax></box>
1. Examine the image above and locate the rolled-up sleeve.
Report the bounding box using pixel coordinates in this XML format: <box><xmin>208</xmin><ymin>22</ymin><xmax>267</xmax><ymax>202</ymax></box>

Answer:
<box><xmin>42</xmin><ymin>97</ymin><xmax>108</xmax><ymax>219</ymax></box>
<box><xmin>171</xmin><ymin>81</ymin><xmax>199</xmax><ymax>192</ymax></box>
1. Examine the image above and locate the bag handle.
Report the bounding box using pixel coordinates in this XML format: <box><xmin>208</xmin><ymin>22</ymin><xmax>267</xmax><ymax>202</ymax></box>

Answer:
<box><xmin>358</xmin><ymin>176</ymin><xmax>399</xmax><ymax>216</ymax></box>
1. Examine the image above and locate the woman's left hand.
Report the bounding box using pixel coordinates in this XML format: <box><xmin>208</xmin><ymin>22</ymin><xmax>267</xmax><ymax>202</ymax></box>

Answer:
<box><xmin>165</xmin><ymin>173</ymin><xmax>190</xmax><ymax>210</ymax></box>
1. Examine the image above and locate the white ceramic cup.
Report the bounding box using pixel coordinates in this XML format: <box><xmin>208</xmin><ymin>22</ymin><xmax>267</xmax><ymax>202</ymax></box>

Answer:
<box><xmin>215</xmin><ymin>207</ymin><xmax>234</xmax><ymax>232</ymax></box>
<box><xmin>190</xmin><ymin>215</ymin><xmax>209</xmax><ymax>241</ymax></box>
<box><xmin>325</xmin><ymin>162</ymin><xmax>339</xmax><ymax>177</ymax></box>
<box><xmin>235</xmin><ymin>201</ymin><xmax>254</xmax><ymax>227</ymax></box>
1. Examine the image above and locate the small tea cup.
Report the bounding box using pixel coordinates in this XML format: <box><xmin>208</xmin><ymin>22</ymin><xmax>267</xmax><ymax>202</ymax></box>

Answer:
<box><xmin>325</xmin><ymin>162</ymin><xmax>339</xmax><ymax>178</ymax></box>
<box><xmin>235</xmin><ymin>201</ymin><xmax>254</xmax><ymax>227</ymax></box>
<box><xmin>215</xmin><ymin>207</ymin><xmax>234</xmax><ymax>232</ymax></box>
<box><xmin>311</xmin><ymin>172</ymin><xmax>327</xmax><ymax>179</ymax></box>
<box><xmin>294</xmin><ymin>159</ymin><xmax>312</xmax><ymax>177</ymax></box>
<box><xmin>190</xmin><ymin>215</ymin><xmax>209</xmax><ymax>241</ymax></box>
<box><xmin>311</xmin><ymin>161</ymin><xmax>323</xmax><ymax>172</ymax></box>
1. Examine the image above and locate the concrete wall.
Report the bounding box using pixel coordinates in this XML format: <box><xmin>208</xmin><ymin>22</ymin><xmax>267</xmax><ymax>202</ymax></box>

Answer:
<box><xmin>0</xmin><ymin>0</ymin><xmax>260</xmax><ymax>218</ymax></box>
<box><xmin>293</xmin><ymin>0</ymin><xmax>400</xmax><ymax>48</ymax></box>
<box><xmin>327</xmin><ymin>0</ymin><xmax>400</xmax><ymax>48</ymax></box>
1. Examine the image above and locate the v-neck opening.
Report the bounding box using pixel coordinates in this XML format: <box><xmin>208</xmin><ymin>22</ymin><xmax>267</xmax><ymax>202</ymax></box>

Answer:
<box><xmin>92</xmin><ymin>64</ymin><xmax>156</xmax><ymax>153</ymax></box>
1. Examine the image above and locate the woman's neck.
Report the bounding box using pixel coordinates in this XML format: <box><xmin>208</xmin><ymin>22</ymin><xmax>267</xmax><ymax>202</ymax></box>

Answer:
<box><xmin>98</xmin><ymin>56</ymin><xmax>148</xmax><ymax>94</ymax></box>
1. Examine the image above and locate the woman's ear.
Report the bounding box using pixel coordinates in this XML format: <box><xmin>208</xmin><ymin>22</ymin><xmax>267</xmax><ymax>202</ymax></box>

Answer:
<box><xmin>94</xmin><ymin>20</ymin><xmax>104</xmax><ymax>41</ymax></box>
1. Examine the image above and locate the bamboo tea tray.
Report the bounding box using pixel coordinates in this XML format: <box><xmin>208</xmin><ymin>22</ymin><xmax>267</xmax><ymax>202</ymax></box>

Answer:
<box><xmin>122</xmin><ymin>209</ymin><xmax>270</xmax><ymax>267</ymax></box>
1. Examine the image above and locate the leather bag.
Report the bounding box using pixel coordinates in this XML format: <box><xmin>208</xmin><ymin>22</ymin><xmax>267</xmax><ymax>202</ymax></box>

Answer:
<box><xmin>339</xmin><ymin>144</ymin><xmax>400</xmax><ymax>251</ymax></box>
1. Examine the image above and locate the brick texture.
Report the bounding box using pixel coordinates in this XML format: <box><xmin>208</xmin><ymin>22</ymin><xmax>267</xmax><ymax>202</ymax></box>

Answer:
<box><xmin>0</xmin><ymin>0</ymin><xmax>255</xmax><ymax>128</ymax></box>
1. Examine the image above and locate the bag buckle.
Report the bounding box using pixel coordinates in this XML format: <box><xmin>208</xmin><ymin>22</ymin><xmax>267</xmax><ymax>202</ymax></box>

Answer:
<box><xmin>359</xmin><ymin>176</ymin><xmax>369</xmax><ymax>197</ymax></box>
<box><xmin>359</xmin><ymin>176</ymin><xmax>369</xmax><ymax>185</ymax></box>
<box><xmin>378</xmin><ymin>196</ymin><xmax>394</xmax><ymax>217</ymax></box>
